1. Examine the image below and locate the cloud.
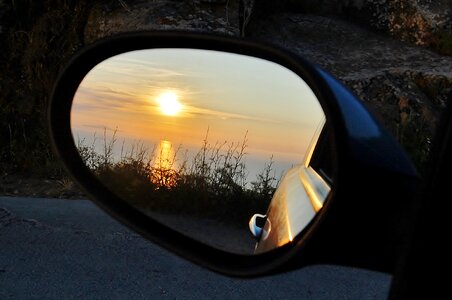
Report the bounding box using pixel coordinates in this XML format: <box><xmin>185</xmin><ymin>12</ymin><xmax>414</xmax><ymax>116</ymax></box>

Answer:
<box><xmin>99</xmin><ymin>55</ymin><xmax>210</xmax><ymax>79</ymax></box>
<box><xmin>80</xmin><ymin>124</ymin><xmax>120</xmax><ymax>132</ymax></box>
<box><xmin>73</xmin><ymin>85</ymin><xmax>148</xmax><ymax>112</ymax></box>
<box><xmin>183</xmin><ymin>105</ymin><xmax>279</xmax><ymax>124</ymax></box>
<box><xmin>101</xmin><ymin>59</ymin><xmax>186</xmax><ymax>78</ymax></box>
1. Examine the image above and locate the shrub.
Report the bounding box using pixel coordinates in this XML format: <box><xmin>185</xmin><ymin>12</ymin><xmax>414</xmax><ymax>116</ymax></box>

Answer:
<box><xmin>76</xmin><ymin>128</ymin><xmax>279</xmax><ymax>226</ymax></box>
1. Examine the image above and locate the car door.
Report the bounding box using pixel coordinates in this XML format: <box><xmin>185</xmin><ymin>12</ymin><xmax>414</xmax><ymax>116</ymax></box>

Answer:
<box><xmin>254</xmin><ymin>120</ymin><xmax>333</xmax><ymax>253</ymax></box>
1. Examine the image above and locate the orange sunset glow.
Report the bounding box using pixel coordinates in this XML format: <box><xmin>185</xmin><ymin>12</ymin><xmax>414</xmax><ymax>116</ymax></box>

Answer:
<box><xmin>154</xmin><ymin>140</ymin><xmax>175</xmax><ymax>169</ymax></box>
<box><xmin>150</xmin><ymin>140</ymin><xmax>178</xmax><ymax>188</ymax></box>
<box><xmin>71</xmin><ymin>48</ymin><xmax>325</xmax><ymax>183</ymax></box>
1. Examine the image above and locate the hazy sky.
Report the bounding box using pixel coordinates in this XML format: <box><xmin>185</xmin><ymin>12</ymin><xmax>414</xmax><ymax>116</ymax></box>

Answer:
<box><xmin>71</xmin><ymin>48</ymin><xmax>325</xmax><ymax>178</ymax></box>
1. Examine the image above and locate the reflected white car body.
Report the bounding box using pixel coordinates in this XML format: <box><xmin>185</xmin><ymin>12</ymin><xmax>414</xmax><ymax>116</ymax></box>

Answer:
<box><xmin>252</xmin><ymin>118</ymin><xmax>331</xmax><ymax>253</ymax></box>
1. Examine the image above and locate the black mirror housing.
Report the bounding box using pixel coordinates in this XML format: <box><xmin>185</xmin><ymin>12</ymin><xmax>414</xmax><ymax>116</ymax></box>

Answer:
<box><xmin>49</xmin><ymin>31</ymin><xmax>420</xmax><ymax>277</ymax></box>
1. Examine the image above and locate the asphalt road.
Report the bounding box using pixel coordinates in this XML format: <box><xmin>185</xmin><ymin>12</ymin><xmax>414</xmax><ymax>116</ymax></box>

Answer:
<box><xmin>0</xmin><ymin>196</ymin><xmax>391</xmax><ymax>299</ymax></box>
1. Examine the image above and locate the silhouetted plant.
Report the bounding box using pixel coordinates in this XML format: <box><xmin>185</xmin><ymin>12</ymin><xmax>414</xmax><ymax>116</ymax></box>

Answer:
<box><xmin>251</xmin><ymin>155</ymin><xmax>277</xmax><ymax>199</ymax></box>
<box><xmin>76</xmin><ymin>127</ymin><xmax>279</xmax><ymax>225</ymax></box>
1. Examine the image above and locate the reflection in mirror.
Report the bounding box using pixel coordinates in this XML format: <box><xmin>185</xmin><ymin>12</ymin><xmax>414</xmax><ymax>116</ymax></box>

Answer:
<box><xmin>71</xmin><ymin>49</ymin><xmax>330</xmax><ymax>255</ymax></box>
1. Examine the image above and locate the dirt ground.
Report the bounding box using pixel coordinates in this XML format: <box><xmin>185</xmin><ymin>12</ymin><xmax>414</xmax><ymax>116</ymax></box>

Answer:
<box><xmin>148</xmin><ymin>211</ymin><xmax>256</xmax><ymax>255</ymax></box>
<box><xmin>0</xmin><ymin>175</ymin><xmax>86</xmax><ymax>199</ymax></box>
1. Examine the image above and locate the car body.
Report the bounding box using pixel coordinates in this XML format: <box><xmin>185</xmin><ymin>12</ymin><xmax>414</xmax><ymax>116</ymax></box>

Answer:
<box><xmin>250</xmin><ymin>119</ymin><xmax>332</xmax><ymax>253</ymax></box>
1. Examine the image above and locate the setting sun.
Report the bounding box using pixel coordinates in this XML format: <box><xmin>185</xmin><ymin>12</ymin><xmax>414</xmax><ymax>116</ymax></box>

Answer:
<box><xmin>157</xmin><ymin>91</ymin><xmax>182</xmax><ymax>116</ymax></box>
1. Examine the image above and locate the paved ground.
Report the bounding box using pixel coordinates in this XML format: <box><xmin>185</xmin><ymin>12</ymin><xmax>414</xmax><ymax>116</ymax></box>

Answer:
<box><xmin>0</xmin><ymin>196</ymin><xmax>391</xmax><ymax>299</ymax></box>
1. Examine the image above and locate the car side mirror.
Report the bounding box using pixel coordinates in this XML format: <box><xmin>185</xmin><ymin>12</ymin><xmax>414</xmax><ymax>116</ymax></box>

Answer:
<box><xmin>249</xmin><ymin>214</ymin><xmax>266</xmax><ymax>241</ymax></box>
<box><xmin>49</xmin><ymin>32</ymin><xmax>420</xmax><ymax>277</ymax></box>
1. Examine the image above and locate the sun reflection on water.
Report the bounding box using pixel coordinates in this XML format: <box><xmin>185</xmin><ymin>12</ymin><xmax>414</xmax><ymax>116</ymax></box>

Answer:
<box><xmin>150</xmin><ymin>140</ymin><xmax>178</xmax><ymax>188</ymax></box>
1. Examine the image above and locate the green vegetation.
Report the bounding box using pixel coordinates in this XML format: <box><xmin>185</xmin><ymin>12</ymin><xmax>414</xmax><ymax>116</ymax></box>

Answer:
<box><xmin>432</xmin><ymin>31</ymin><xmax>452</xmax><ymax>56</ymax></box>
<box><xmin>0</xmin><ymin>0</ymin><xmax>95</xmax><ymax>178</ymax></box>
<box><xmin>396</xmin><ymin>114</ymin><xmax>432</xmax><ymax>171</ymax></box>
<box><xmin>76</xmin><ymin>128</ymin><xmax>278</xmax><ymax>226</ymax></box>
<box><xmin>406</xmin><ymin>75</ymin><xmax>452</xmax><ymax>172</ymax></box>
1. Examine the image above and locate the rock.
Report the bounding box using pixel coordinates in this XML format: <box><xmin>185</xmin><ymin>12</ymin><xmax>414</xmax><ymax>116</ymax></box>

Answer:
<box><xmin>84</xmin><ymin>0</ymin><xmax>239</xmax><ymax>43</ymax></box>
<box><xmin>1</xmin><ymin>0</ymin><xmax>449</xmax><ymax>175</ymax></box>
<box><xmin>290</xmin><ymin>0</ymin><xmax>452</xmax><ymax>55</ymax></box>
<box><xmin>246</xmin><ymin>13</ymin><xmax>451</xmax><ymax>169</ymax></box>
<box><xmin>201</xmin><ymin>0</ymin><xmax>227</xmax><ymax>3</ymax></box>
<box><xmin>82</xmin><ymin>2</ymin><xmax>451</xmax><ymax>171</ymax></box>
<box><xmin>388</xmin><ymin>0</ymin><xmax>451</xmax><ymax>53</ymax></box>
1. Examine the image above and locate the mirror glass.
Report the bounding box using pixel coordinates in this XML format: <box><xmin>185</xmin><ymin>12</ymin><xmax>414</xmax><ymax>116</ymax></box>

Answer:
<box><xmin>71</xmin><ymin>49</ymin><xmax>331</xmax><ymax>255</ymax></box>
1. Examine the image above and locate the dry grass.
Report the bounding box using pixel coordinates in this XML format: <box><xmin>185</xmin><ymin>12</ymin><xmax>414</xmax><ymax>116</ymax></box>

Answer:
<box><xmin>76</xmin><ymin>127</ymin><xmax>278</xmax><ymax>225</ymax></box>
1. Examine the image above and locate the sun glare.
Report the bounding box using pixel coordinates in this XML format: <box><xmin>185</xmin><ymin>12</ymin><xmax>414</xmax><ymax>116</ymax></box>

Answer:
<box><xmin>151</xmin><ymin>140</ymin><xmax>178</xmax><ymax>188</ymax></box>
<box><xmin>157</xmin><ymin>91</ymin><xmax>182</xmax><ymax>116</ymax></box>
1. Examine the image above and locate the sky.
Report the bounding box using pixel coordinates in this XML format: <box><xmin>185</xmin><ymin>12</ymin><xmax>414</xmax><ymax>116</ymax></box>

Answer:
<box><xmin>71</xmin><ymin>48</ymin><xmax>325</xmax><ymax>181</ymax></box>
